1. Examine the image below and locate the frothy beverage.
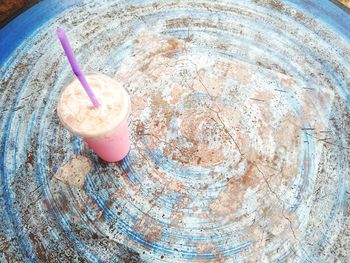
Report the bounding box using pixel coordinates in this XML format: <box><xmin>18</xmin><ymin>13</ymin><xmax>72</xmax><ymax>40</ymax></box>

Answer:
<box><xmin>57</xmin><ymin>73</ymin><xmax>131</xmax><ymax>162</ymax></box>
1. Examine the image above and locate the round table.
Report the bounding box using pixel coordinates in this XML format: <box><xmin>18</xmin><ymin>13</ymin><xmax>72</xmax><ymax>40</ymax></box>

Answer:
<box><xmin>1</xmin><ymin>0</ymin><xmax>350</xmax><ymax>262</ymax></box>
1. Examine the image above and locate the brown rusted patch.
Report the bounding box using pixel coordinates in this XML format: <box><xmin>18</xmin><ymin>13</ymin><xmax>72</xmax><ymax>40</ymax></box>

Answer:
<box><xmin>26</xmin><ymin>151</ymin><xmax>35</xmax><ymax>166</ymax></box>
<box><xmin>145</xmin><ymin>121</ymin><xmax>168</xmax><ymax>150</ymax></box>
<box><xmin>124</xmin><ymin>178</ymin><xmax>142</xmax><ymax>195</ymax></box>
<box><xmin>170</xmin><ymin>83</ymin><xmax>187</xmax><ymax>105</ymax></box>
<box><xmin>135</xmin><ymin>122</ymin><xmax>145</xmax><ymax>136</ymax></box>
<box><xmin>241</xmin><ymin>162</ymin><xmax>258</xmax><ymax>187</ymax></box>
<box><xmin>215</xmin><ymin>60</ymin><xmax>253</xmax><ymax>85</ymax></box>
<box><xmin>316</xmin><ymin>88</ymin><xmax>334</xmax><ymax>114</ymax></box>
<box><xmin>163</xmin><ymin>39</ymin><xmax>179</xmax><ymax>58</ymax></box>
<box><xmin>270</xmin><ymin>117</ymin><xmax>301</xmax><ymax>184</ymax></box>
<box><xmin>152</xmin><ymin>93</ymin><xmax>173</xmax><ymax>127</ymax></box>
<box><xmin>208</xmin><ymin>107</ymin><xmax>301</xmax><ymax>220</ymax></box>
<box><xmin>198</xmin><ymin>184</ymin><xmax>209</xmax><ymax>190</ymax></box>
<box><xmin>209</xmin><ymin>177</ymin><xmax>243</xmax><ymax>216</ymax></box>
<box><xmin>81</xmin><ymin>191</ymin><xmax>105</xmax><ymax>221</ymax></box>
<box><xmin>136</xmin><ymin>89</ymin><xmax>174</xmax><ymax>149</ymax></box>
<box><xmin>300</xmin><ymin>87</ymin><xmax>334</xmax><ymax>134</ymax></box>
<box><xmin>28</xmin><ymin>232</ymin><xmax>47</xmax><ymax>262</ymax></box>
<box><xmin>194</xmin><ymin>243</ymin><xmax>226</xmax><ymax>262</ymax></box>
<box><xmin>270</xmin><ymin>211</ymin><xmax>301</xmax><ymax>238</ymax></box>
<box><xmin>253</xmin><ymin>90</ymin><xmax>276</xmax><ymax>129</ymax></box>
<box><xmin>339</xmin><ymin>0</ymin><xmax>350</xmax><ymax>8</ymax></box>
<box><xmin>76</xmin><ymin>197</ymin><xmax>88</xmax><ymax>214</ymax></box>
<box><xmin>162</xmin><ymin>17</ymin><xmax>225</xmax><ymax>32</ymax></box>
<box><xmin>0</xmin><ymin>59</ymin><xmax>29</xmax><ymax>92</ymax></box>
<box><xmin>139</xmin><ymin>62</ymin><xmax>151</xmax><ymax>73</ymax></box>
<box><xmin>140</xmin><ymin>37</ymin><xmax>181</xmax><ymax>61</ymax></box>
<box><xmin>166</xmin><ymin>179</ymin><xmax>185</xmax><ymax>193</ymax></box>
<box><xmin>196</xmin><ymin>211</ymin><xmax>210</xmax><ymax>220</ymax></box>
<box><xmin>235</xmin><ymin>130</ymin><xmax>257</xmax><ymax>161</ymax></box>
<box><xmin>281</xmin><ymin>78</ymin><xmax>296</xmax><ymax>87</ymax></box>
<box><xmin>163</xmin><ymin>96</ymin><xmax>240</xmax><ymax>167</ymax></box>
<box><xmin>209</xmin><ymin>161</ymin><xmax>261</xmax><ymax>217</ymax></box>
<box><xmin>273</xmin><ymin>115</ymin><xmax>300</xmax><ymax>151</ymax></box>
<box><xmin>116</xmin><ymin>32</ymin><xmax>185</xmax><ymax>82</ymax></box>
<box><xmin>295</xmin><ymin>11</ymin><xmax>308</xmax><ymax>21</ymax></box>
<box><xmin>178</xmin><ymin>110</ymin><xmax>227</xmax><ymax>165</ymax></box>
<box><xmin>174</xmin><ymin>196</ymin><xmax>191</xmax><ymax>209</ymax></box>
<box><xmin>245</xmin><ymin>208</ymin><xmax>301</xmax><ymax>260</ymax></box>
<box><xmin>170</xmin><ymin>211</ymin><xmax>185</xmax><ymax>227</ymax></box>
<box><xmin>0</xmin><ymin>1</ymin><xmax>37</xmax><ymax>26</ymax></box>
<box><xmin>166</xmin><ymin>17</ymin><xmax>191</xmax><ymax>29</ymax></box>
<box><xmin>130</xmin><ymin>95</ymin><xmax>148</xmax><ymax>117</ymax></box>
<box><xmin>134</xmin><ymin>215</ymin><xmax>163</xmax><ymax>241</ymax></box>
<box><xmin>269</xmin><ymin>0</ymin><xmax>285</xmax><ymax>11</ymax></box>
<box><xmin>140</xmin><ymin>167</ymin><xmax>186</xmax><ymax>195</ymax></box>
<box><xmin>110</xmin><ymin>186</ymin><xmax>127</xmax><ymax>203</ymax></box>
<box><xmin>50</xmin><ymin>189</ymin><xmax>71</xmax><ymax>218</ymax></box>
<box><xmin>192</xmin><ymin>68</ymin><xmax>226</xmax><ymax>97</ymax></box>
<box><xmin>196</xmin><ymin>242</ymin><xmax>216</xmax><ymax>254</ymax></box>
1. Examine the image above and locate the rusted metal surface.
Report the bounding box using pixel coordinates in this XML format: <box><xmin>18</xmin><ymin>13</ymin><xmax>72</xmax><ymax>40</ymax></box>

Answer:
<box><xmin>0</xmin><ymin>0</ymin><xmax>40</xmax><ymax>28</ymax></box>
<box><xmin>1</xmin><ymin>0</ymin><xmax>350</xmax><ymax>262</ymax></box>
<box><xmin>338</xmin><ymin>0</ymin><xmax>350</xmax><ymax>8</ymax></box>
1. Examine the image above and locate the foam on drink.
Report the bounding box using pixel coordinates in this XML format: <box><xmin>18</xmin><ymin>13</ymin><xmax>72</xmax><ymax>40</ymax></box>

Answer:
<box><xmin>57</xmin><ymin>73</ymin><xmax>130</xmax><ymax>138</ymax></box>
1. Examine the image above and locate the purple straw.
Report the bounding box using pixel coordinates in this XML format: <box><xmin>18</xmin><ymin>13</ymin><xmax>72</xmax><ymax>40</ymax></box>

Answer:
<box><xmin>56</xmin><ymin>27</ymin><xmax>100</xmax><ymax>108</ymax></box>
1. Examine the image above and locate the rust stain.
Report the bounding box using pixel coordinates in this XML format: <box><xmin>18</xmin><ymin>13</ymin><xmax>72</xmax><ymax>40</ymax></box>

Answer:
<box><xmin>148</xmin><ymin>38</ymin><xmax>180</xmax><ymax>59</ymax></box>
<box><xmin>339</xmin><ymin>0</ymin><xmax>350</xmax><ymax>8</ymax></box>
<box><xmin>28</xmin><ymin>232</ymin><xmax>47</xmax><ymax>262</ymax></box>
<box><xmin>152</xmin><ymin>93</ymin><xmax>173</xmax><ymax>127</ymax></box>
<box><xmin>281</xmin><ymin>78</ymin><xmax>296</xmax><ymax>87</ymax></box>
<box><xmin>109</xmin><ymin>187</ymin><xmax>127</xmax><ymax>203</ymax></box>
<box><xmin>166</xmin><ymin>178</ymin><xmax>185</xmax><ymax>193</ymax></box>
<box><xmin>216</xmin><ymin>60</ymin><xmax>253</xmax><ymax>85</ymax></box>
<box><xmin>161</xmin><ymin>95</ymin><xmax>240</xmax><ymax>166</ymax></box>
<box><xmin>241</xmin><ymin>162</ymin><xmax>258</xmax><ymax>187</ymax></box>
<box><xmin>174</xmin><ymin>196</ymin><xmax>191</xmax><ymax>209</ymax></box>
<box><xmin>165</xmin><ymin>17</ymin><xmax>191</xmax><ymax>29</ymax></box>
<box><xmin>194</xmin><ymin>242</ymin><xmax>226</xmax><ymax>262</ymax></box>
<box><xmin>255</xmin><ymin>0</ymin><xmax>285</xmax><ymax>11</ymax></box>
<box><xmin>134</xmin><ymin>215</ymin><xmax>164</xmax><ymax>241</ymax></box>
<box><xmin>170</xmin><ymin>211</ymin><xmax>184</xmax><ymax>227</ymax></box>
<box><xmin>178</xmin><ymin>110</ymin><xmax>227</xmax><ymax>166</ymax></box>
<box><xmin>245</xmin><ymin>208</ymin><xmax>301</xmax><ymax>261</ymax></box>
<box><xmin>270</xmin><ymin>0</ymin><xmax>284</xmax><ymax>11</ymax></box>
<box><xmin>196</xmin><ymin>242</ymin><xmax>216</xmax><ymax>254</ymax></box>
<box><xmin>76</xmin><ymin>197</ymin><xmax>88</xmax><ymax>214</ymax></box>
<box><xmin>81</xmin><ymin>191</ymin><xmax>105</xmax><ymax>221</ymax></box>
<box><xmin>209</xmin><ymin>160</ymin><xmax>262</xmax><ymax>217</ymax></box>
<box><xmin>163</xmin><ymin>39</ymin><xmax>179</xmax><ymax>58</ymax></box>
<box><xmin>169</xmin><ymin>83</ymin><xmax>187</xmax><ymax>105</ymax></box>
<box><xmin>209</xmin><ymin>177</ymin><xmax>244</xmax><ymax>216</ymax></box>
<box><xmin>129</xmin><ymin>95</ymin><xmax>147</xmax><ymax>115</ymax></box>
<box><xmin>26</xmin><ymin>151</ymin><xmax>35</xmax><ymax>166</ymax></box>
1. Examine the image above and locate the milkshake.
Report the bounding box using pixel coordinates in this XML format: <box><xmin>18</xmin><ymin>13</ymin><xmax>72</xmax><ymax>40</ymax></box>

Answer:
<box><xmin>57</xmin><ymin>73</ymin><xmax>131</xmax><ymax>162</ymax></box>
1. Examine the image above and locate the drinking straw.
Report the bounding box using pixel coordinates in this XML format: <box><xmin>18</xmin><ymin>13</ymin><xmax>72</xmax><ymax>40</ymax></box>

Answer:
<box><xmin>56</xmin><ymin>27</ymin><xmax>100</xmax><ymax>108</ymax></box>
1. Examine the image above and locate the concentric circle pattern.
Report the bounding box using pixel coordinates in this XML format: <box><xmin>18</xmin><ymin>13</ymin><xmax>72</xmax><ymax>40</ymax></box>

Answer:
<box><xmin>1</xmin><ymin>0</ymin><xmax>350</xmax><ymax>262</ymax></box>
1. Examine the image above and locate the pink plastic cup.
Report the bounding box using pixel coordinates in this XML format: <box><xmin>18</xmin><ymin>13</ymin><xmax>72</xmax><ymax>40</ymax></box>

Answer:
<box><xmin>57</xmin><ymin>73</ymin><xmax>131</xmax><ymax>162</ymax></box>
<box><xmin>84</xmin><ymin>117</ymin><xmax>130</xmax><ymax>162</ymax></box>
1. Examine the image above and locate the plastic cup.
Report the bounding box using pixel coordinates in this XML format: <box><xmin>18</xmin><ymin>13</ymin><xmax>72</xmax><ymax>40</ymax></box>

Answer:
<box><xmin>84</xmin><ymin>117</ymin><xmax>130</xmax><ymax>162</ymax></box>
<box><xmin>57</xmin><ymin>73</ymin><xmax>131</xmax><ymax>162</ymax></box>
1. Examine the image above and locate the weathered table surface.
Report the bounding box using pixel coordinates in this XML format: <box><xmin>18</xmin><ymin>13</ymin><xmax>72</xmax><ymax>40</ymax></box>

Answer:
<box><xmin>1</xmin><ymin>0</ymin><xmax>350</xmax><ymax>262</ymax></box>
